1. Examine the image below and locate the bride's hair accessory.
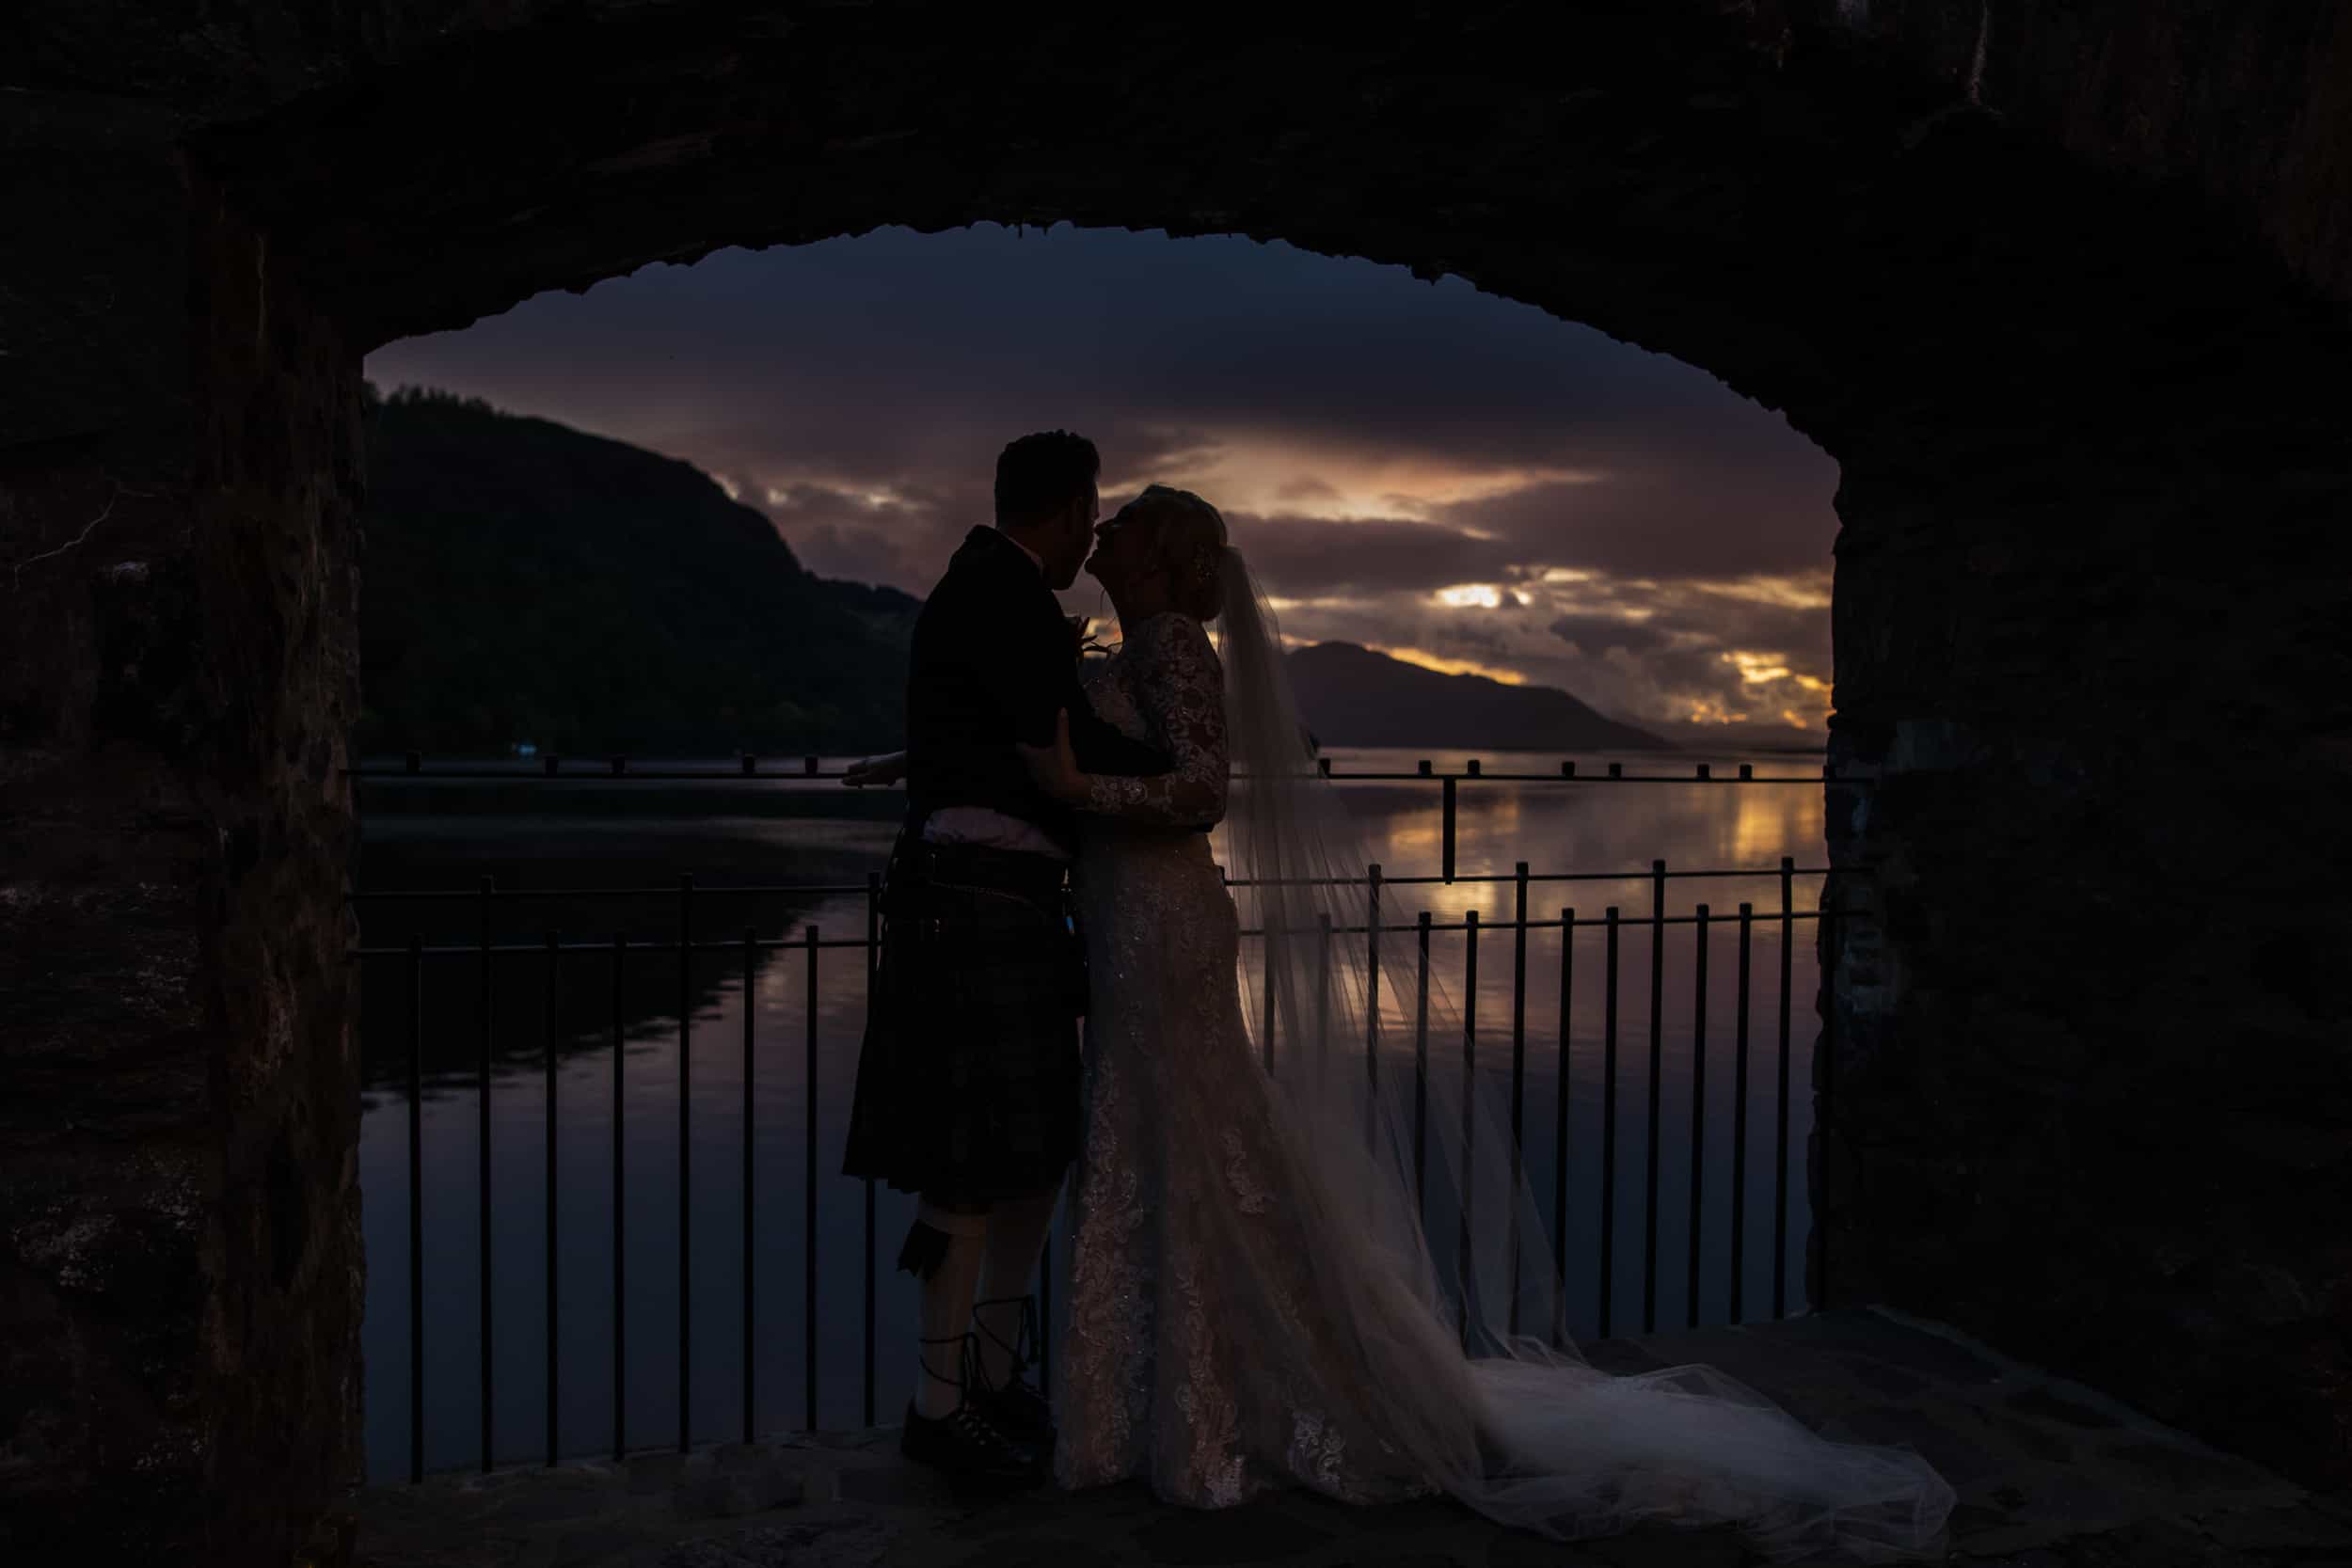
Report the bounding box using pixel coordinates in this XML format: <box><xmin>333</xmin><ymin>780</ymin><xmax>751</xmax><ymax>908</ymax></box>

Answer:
<box><xmin>1122</xmin><ymin>483</ymin><xmax>1230</xmax><ymax>621</ymax></box>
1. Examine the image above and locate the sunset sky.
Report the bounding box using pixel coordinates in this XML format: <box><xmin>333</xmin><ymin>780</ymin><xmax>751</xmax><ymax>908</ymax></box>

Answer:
<box><xmin>363</xmin><ymin>222</ymin><xmax>1839</xmax><ymax>739</ymax></box>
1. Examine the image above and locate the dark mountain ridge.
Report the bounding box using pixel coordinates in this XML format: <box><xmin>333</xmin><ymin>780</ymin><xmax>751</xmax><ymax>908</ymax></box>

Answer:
<box><xmin>358</xmin><ymin>386</ymin><xmax>915</xmax><ymax>756</ymax></box>
<box><xmin>1285</xmin><ymin>641</ymin><xmax>1670</xmax><ymax>752</ymax></box>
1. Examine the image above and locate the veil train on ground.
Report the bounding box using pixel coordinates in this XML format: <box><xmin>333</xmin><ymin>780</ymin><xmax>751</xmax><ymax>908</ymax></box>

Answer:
<box><xmin>1206</xmin><ymin>545</ymin><xmax>1954</xmax><ymax>1562</ymax></box>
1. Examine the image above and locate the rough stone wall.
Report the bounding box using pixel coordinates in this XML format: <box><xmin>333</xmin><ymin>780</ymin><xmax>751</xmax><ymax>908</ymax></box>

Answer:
<box><xmin>1809</xmin><ymin>186</ymin><xmax>2352</xmax><ymax>1480</ymax></box>
<box><xmin>1801</xmin><ymin>0</ymin><xmax>2352</xmax><ymax>305</ymax></box>
<box><xmin>4</xmin><ymin>4</ymin><xmax>2350</xmax><ymax>1560</ymax></box>
<box><xmin>0</xmin><ymin>153</ymin><xmax>365</xmax><ymax>1562</ymax></box>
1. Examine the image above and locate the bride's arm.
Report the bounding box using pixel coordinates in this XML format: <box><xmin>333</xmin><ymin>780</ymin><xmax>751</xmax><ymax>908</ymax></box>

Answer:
<box><xmin>1018</xmin><ymin>620</ymin><xmax>1227</xmax><ymax>827</ymax></box>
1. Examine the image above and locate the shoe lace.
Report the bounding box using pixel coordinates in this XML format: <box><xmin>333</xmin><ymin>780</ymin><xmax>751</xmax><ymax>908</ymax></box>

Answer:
<box><xmin>971</xmin><ymin>1293</ymin><xmax>1042</xmax><ymax>1397</ymax></box>
<box><xmin>917</xmin><ymin>1331</ymin><xmax>1025</xmax><ymax>1455</ymax></box>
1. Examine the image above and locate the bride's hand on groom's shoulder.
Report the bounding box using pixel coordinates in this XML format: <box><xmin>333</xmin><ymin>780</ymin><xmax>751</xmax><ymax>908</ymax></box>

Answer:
<box><xmin>1016</xmin><ymin>710</ymin><xmax>1088</xmax><ymax>804</ymax></box>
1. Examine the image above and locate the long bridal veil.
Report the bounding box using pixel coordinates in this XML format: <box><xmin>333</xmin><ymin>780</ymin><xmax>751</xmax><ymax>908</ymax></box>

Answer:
<box><xmin>1207</xmin><ymin>546</ymin><xmax>1954</xmax><ymax>1562</ymax></box>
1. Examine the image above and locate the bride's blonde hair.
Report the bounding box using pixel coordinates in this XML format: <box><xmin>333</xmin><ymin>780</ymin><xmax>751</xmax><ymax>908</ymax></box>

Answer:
<box><xmin>1122</xmin><ymin>483</ymin><xmax>1231</xmax><ymax>622</ymax></box>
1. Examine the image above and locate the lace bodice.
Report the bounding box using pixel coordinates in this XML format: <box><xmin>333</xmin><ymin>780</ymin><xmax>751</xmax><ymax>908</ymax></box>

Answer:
<box><xmin>1079</xmin><ymin>612</ymin><xmax>1228</xmax><ymax>829</ymax></box>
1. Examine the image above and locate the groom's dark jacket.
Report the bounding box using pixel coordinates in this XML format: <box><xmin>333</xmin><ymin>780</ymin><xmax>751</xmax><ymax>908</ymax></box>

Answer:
<box><xmin>903</xmin><ymin>526</ymin><xmax>1167</xmax><ymax>843</ymax></box>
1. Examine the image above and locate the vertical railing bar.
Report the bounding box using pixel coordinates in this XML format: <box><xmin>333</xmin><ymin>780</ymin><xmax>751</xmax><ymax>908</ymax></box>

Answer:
<box><xmin>1315</xmin><ymin>911</ymin><xmax>1333</xmax><ymax>1071</ymax></box>
<box><xmin>546</xmin><ymin>930</ymin><xmax>561</xmax><ymax>1467</ymax></box>
<box><xmin>804</xmin><ymin>925</ymin><xmax>819</xmax><ymax>1433</ymax></box>
<box><xmin>1598</xmin><ymin>907</ymin><xmax>1619</xmax><ymax>1340</ymax></box>
<box><xmin>864</xmin><ymin>871</ymin><xmax>882</xmax><ymax>1427</ymax></box>
<box><xmin>408</xmin><ymin>934</ymin><xmax>425</xmax><ymax>1485</ymax></box>
<box><xmin>1364</xmin><ymin>865</ymin><xmax>1382</xmax><ymax>1151</ymax></box>
<box><xmin>1552</xmin><ymin>909</ymin><xmax>1574</xmax><ymax>1347</ymax></box>
<box><xmin>1773</xmin><ymin>857</ymin><xmax>1793</xmax><ymax>1321</ymax></box>
<box><xmin>677</xmin><ymin>874</ymin><xmax>692</xmax><ymax>1454</ymax></box>
<box><xmin>1687</xmin><ymin>905</ymin><xmax>1709</xmax><ymax>1330</ymax></box>
<box><xmin>479</xmin><ymin>875</ymin><xmax>495</xmax><ymax>1474</ymax></box>
<box><xmin>612</xmin><ymin>933</ymin><xmax>627</xmax><ymax>1461</ymax></box>
<box><xmin>1459</xmin><ymin>909</ymin><xmax>1479</xmax><ymax>1349</ymax></box>
<box><xmin>1508</xmin><ymin>863</ymin><xmax>1528</xmax><ymax>1338</ymax></box>
<box><xmin>1643</xmin><ymin>860</ymin><xmax>1664</xmax><ymax>1335</ymax></box>
<box><xmin>1414</xmin><ymin>911</ymin><xmax>1431</xmax><ymax>1213</ymax></box>
<box><xmin>1441</xmin><ymin>776</ymin><xmax>1458</xmax><ymax>884</ymax></box>
<box><xmin>1730</xmin><ymin>905</ymin><xmax>1753</xmax><ymax>1324</ymax></box>
<box><xmin>1819</xmin><ymin>897</ymin><xmax>1836</xmax><ymax>1314</ymax></box>
<box><xmin>1261</xmin><ymin>921</ymin><xmax>1277</xmax><ymax>1073</ymax></box>
<box><xmin>742</xmin><ymin>924</ymin><xmax>756</xmax><ymax>1447</ymax></box>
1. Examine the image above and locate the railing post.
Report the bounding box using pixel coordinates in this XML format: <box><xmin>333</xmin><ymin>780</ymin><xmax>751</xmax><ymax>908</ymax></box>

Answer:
<box><xmin>546</xmin><ymin>929</ymin><xmax>561</xmax><ymax>1467</ymax></box>
<box><xmin>1441</xmin><ymin>775</ymin><xmax>1458</xmax><ymax>884</ymax></box>
<box><xmin>408</xmin><ymin>933</ymin><xmax>426</xmax><ymax>1484</ymax></box>
<box><xmin>1819</xmin><ymin>896</ymin><xmax>1836</xmax><ymax>1315</ymax></box>
<box><xmin>1364</xmin><ymin>865</ymin><xmax>1382</xmax><ymax>1149</ymax></box>
<box><xmin>677</xmin><ymin>874</ymin><xmax>693</xmax><ymax>1453</ymax></box>
<box><xmin>1644</xmin><ymin>860</ymin><xmax>1665</xmax><ymax>1335</ymax></box>
<box><xmin>612</xmin><ymin>933</ymin><xmax>627</xmax><ymax>1461</ymax></box>
<box><xmin>1688</xmin><ymin>906</ymin><xmax>1709</xmax><ymax>1330</ymax></box>
<box><xmin>865</xmin><ymin>871</ymin><xmax>882</xmax><ymax>1427</ymax></box>
<box><xmin>1731</xmin><ymin>904</ymin><xmax>1753</xmax><ymax>1323</ymax></box>
<box><xmin>1553</xmin><ymin>909</ymin><xmax>1576</xmax><ymax>1345</ymax></box>
<box><xmin>1414</xmin><ymin>911</ymin><xmax>1431</xmax><ymax>1213</ymax></box>
<box><xmin>1508</xmin><ymin>862</ymin><xmax>1529</xmax><ymax>1337</ymax></box>
<box><xmin>479</xmin><ymin>875</ymin><xmax>495</xmax><ymax>1474</ymax></box>
<box><xmin>742</xmin><ymin>924</ymin><xmax>756</xmax><ymax>1446</ymax></box>
<box><xmin>1599</xmin><ymin>907</ymin><xmax>1620</xmax><ymax>1339</ymax></box>
<box><xmin>1459</xmin><ymin>909</ymin><xmax>1479</xmax><ymax>1349</ymax></box>
<box><xmin>1261</xmin><ymin>915</ymin><xmax>1277</xmax><ymax>1074</ymax></box>
<box><xmin>1315</xmin><ymin>911</ymin><xmax>1333</xmax><ymax>1071</ymax></box>
<box><xmin>1774</xmin><ymin>856</ymin><xmax>1794</xmax><ymax>1320</ymax></box>
<box><xmin>803</xmin><ymin>925</ymin><xmax>819</xmax><ymax>1433</ymax></box>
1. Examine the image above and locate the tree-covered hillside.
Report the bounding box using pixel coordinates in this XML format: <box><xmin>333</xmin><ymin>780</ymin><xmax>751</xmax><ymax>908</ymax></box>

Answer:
<box><xmin>358</xmin><ymin>387</ymin><xmax>916</xmax><ymax>757</ymax></box>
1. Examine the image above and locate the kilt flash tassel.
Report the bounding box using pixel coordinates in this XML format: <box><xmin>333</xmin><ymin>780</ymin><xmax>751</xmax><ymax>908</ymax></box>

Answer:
<box><xmin>898</xmin><ymin>1218</ymin><xmax>956</xmax><ymax>1280</ymax></box>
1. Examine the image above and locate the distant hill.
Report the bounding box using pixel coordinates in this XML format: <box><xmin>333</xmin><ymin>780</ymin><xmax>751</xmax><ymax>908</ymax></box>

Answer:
<box><xmin>1286</xmin><ymin>642</ymin><xmax>1671</xmax><ymax>752</ymax></box>
<box><xmin>358</xmin><ymin>387</ymin><xmax>917</xmax><ymax>756</ymax></box>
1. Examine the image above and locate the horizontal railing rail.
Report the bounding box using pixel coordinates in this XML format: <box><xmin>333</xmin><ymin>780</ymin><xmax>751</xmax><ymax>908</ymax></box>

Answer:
<box><xmin>351</xmin><ymin>752</ymin><xmax>1854</xmax><ymax>783</ymax></box>
<box><xmin>355</xmin><ymin>843</ymin><xmax>1862</xmax><ymax>1482</ymax></box>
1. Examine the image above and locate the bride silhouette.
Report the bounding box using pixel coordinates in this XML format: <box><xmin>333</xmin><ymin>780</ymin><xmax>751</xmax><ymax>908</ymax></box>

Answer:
<box><xmin>1013</xmin><ymin>483</ymin><xmax>1955</xmax><ymax>1562</ymax></box>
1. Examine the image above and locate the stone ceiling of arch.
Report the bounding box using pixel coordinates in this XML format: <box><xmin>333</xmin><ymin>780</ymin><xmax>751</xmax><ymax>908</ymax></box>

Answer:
<box><xmin>10</xmin><ymin>2</ymin><xmax>2349</xmax><ymax>460</ymax></box>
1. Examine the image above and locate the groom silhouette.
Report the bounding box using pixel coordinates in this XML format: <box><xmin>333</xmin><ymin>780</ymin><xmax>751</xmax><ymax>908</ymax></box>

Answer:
<box><xmin>841</xmin><ymin>431</ymin><xmax>1168</xmax><ymax>1483</ymax></box>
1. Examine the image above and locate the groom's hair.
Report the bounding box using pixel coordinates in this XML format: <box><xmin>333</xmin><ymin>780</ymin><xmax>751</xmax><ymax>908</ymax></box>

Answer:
<box><xmin>994</xmin><ymin>431</ymin><xmax>1100</xmax><ymax>529</ymax></box>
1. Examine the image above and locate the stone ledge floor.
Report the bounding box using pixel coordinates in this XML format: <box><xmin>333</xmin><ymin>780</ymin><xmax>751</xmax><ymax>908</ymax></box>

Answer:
<box><xmin>346</xmin><ymin>1308</ymin><xmax>2352</xmax><ymax>1568</ymax></box>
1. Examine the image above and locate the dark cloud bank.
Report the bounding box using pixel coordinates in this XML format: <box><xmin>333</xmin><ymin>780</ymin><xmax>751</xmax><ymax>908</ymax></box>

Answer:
<box><xmin>366</xmin><ymin>222</ymin><xmax>1840</xmax><ymax>737</ymax></box>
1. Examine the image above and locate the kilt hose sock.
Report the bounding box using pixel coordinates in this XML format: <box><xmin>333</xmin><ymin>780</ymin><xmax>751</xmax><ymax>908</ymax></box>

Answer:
<box><xmin>975</xmin><ymin>1186</ymin><xmax>1059</xmax><ymax>1390</ymax></box>
<box><xmin>910</xmin><ymin>1203</ymin><xmax>990</xmax><ymax>1420</ymax></box>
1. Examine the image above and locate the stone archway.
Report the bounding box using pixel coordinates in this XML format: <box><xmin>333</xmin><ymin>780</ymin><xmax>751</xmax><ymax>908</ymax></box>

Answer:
<box><xmin>6</xmin><ymin>4</ymin><xmax>2348</xmax><ymax>1561</ymax></box>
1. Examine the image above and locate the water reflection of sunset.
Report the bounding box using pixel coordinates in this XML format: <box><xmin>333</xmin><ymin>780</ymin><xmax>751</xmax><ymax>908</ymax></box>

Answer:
<box><xmin>358</xmin><ymin>752</ymin><xmax>1836</xmax><ymax>1476</ymax></box>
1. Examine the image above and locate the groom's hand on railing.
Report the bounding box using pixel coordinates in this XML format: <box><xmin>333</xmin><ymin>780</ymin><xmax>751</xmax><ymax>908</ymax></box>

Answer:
<box><xmin>843</xmin><ymin>750</ymin><xmax>909</xmax><ymax>788</ymax></box>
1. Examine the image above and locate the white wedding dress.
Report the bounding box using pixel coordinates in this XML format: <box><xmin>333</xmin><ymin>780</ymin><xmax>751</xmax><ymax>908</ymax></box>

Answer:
<box><xmin>1051</xmin><ymin>570</ymin><xmax>1955</xmax><ymax>1562</ymax></box>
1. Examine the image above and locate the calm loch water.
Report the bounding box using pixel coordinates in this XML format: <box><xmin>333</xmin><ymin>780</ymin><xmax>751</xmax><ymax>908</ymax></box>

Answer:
<box><xmin>356</xmin><ymin>748</ymin><xmax>1833</xmax><ymax>1478</ymax></box>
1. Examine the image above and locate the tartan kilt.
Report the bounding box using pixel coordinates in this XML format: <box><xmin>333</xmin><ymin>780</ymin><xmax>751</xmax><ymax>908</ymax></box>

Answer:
<box><xmin>841</xmin><ymin>843</ymin><xmax>1086</xmax><ymax>1203</ymax></box>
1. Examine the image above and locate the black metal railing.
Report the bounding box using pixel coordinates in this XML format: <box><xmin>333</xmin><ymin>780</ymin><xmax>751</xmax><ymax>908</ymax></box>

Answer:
<box><xmin>350</xmin><ymin>757</ymin><xmax>1862</xmax><ymax>1481</ymax></box>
